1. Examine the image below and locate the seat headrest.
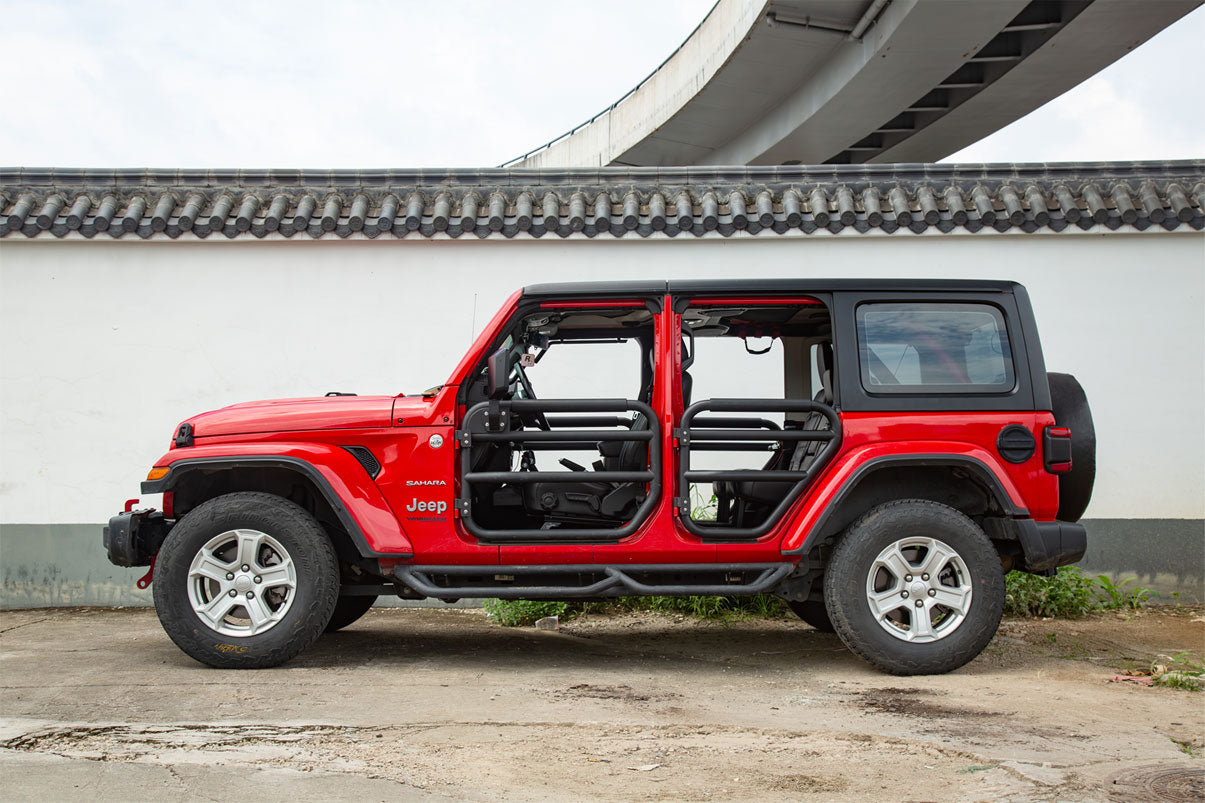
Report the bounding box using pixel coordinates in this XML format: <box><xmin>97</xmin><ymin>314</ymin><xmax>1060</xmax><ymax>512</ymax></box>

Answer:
<box><xmin>816</xmin><ymin>342</ymin><xmax>832</xmax><ymax>376</ymax></box>
<box><xmin>814</xmin><ymin>371</ymin><xmax>832</xmax><ymax>405</ymax></box>
<box><xmin>816</xmin><ymin>343</ymin><xmax>833</xmax><ymax>405</ymax></box>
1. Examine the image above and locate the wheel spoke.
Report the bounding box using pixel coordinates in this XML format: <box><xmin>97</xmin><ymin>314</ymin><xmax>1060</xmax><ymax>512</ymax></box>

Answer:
<box><xmin>235</xmin><ymin>530</ymin><xmax>264</xmax><ymax>569</ymax></box>
<box><xmin>242</xmin><ymin>594</ymin><xmax>276</xmax><ymax>632</ymax></box>
<box><xmin>910</xmin><ymin>605</ymin><xmax>936</xmax><ymax>641</ymax></box>
<box><xmin>869</xmin><ymin>589</ymin><xmax>907</xmax><ymax>618</ymax></box>
<box><xmin>256</xmin><ymin>562</ymin><xmax>294</xmax><ymax>590</ymax></box>
<box><xmin>932</xmin><ymin>585</ymin><xmax>972</xmax><ymax>615</ymax></box>
<box><xmin>879</xmin><ymin>545</ymin><xmax>912</xmax><ymax>582</ymax></box>
<box><xmin>190</xmin><ymin>553</ymin><xmax>234</xmax><ymax>585</ymax></box>
<box><xmin>920</xmin><ymin>542</ymin><xmax>954</xmax><ymax>577</ymax></box>
<box><xmin>196</xmin><ymin>593</ymin><xmax>237</xmax><ymax>629</ymax></box>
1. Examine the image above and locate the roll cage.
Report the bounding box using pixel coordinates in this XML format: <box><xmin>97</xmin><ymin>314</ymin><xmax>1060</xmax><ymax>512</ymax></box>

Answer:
<box><xmin>453</xmin><ymin>289</ymin><xmax>842</xmax><ymax>544</ymax></box>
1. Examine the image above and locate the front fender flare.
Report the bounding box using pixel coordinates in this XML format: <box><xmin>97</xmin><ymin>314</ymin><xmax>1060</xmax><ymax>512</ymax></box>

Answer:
<box><xmin>142</xmin><ymin>444</ymin><xmax>412</xmax><ymax>558</ymax></box>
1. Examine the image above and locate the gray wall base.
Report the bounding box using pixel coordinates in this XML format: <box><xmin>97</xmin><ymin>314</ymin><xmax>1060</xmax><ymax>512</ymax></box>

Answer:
<box><xmin>2</xmin><ymin>519</ymin><xmax>1201</xmax><ymax>609</ymax></box>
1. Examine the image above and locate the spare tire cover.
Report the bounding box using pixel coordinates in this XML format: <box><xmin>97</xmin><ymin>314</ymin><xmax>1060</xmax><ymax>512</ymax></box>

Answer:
<box><xmin>1047</xmin><ymin>372</ymin><xmax>1096</xmax><ymax>521</ymax></box>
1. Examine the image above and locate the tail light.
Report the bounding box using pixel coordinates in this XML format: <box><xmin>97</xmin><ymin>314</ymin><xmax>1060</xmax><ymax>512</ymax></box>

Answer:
<box><xmin>1044</xmin><ymin>426</ymin><xmax>1072</xmax><ymax>473</ymax></box>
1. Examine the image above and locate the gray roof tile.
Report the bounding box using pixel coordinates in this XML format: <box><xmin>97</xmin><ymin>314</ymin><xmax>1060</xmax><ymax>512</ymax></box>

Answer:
<box><xmin>0</xmin><ymin>162</ymin><xmax>1201</xmax><ymax>241</ymax></box>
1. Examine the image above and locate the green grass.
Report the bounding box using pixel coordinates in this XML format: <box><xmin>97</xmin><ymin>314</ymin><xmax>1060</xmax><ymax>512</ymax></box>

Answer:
<box><xmin>642</xmin><ymin>594</ymin><xmax>788</xmax><ymax>620</ymax></box>
<box><xmin>1153</xmin><ymin>652</ymin><xmax>1204</xmax><ymax>692</ymax></box>
<box><xmin>1003</xmin><ymin>567</ymin><xmax>1155</xmax><ymax>618</ymax></box>
<box><xmin>483</xmin><ymin>594</ymin><xmax>788</xmax><ymax>627</ymax></box>
<box><xmin>1095</xmin><ymin>574</ymin><xmax>1155</xmax><ymax>610</ymax></box>
<box><xmin>481</xmin><ymin>599</ymin><xmax>571</xmax><ymax>627</ymax></box>
<box><xmin>1171</xmin><ymin>738</ymin><xmax>1196</xmax><ymax>755</ymax></box>
<box><xmin>1004</xmin><ymin>566</ymin><xmax>1102</xmax><ymax>617</ymax></box>
<box><xmin>485</xmin><ymin>563</ymin><xmax>1160</xmax><ymax>628</ymax></box>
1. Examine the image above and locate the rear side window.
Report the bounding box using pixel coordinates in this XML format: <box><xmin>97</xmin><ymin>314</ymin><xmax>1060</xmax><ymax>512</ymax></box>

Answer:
<box><xmin>856</xmin><ymin>303</ymin><xmax>1015</xmax><ymax>394</ymax></box>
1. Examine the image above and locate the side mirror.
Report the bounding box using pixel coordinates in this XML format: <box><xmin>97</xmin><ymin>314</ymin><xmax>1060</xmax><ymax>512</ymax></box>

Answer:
<box><xmin>486</xmin><ymin>347</ymin><xmax>511</xmax><ymax>399</ymax></box>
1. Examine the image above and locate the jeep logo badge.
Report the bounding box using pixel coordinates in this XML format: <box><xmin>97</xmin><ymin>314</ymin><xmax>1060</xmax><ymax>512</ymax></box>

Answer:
<box><xmin>406</xmin><ymin>498</ymin><xmax>447</xmax><ymax>514</ymax></box>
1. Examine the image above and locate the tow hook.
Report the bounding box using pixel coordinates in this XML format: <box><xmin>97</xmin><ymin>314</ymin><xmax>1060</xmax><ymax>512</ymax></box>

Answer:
<box><xmin>137</xmin><ymin>556</ymin><xmax>156</xmax><ymax>590</ymax></box>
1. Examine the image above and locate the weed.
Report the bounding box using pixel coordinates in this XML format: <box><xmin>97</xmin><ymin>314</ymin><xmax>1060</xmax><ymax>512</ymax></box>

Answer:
<box><xmin>956</xmin><ymin>765</ymin><xmax>997</xmax><ymax>774</ymax></box>
<box><xmin>643</xmin><ymin>594</ymin><xmax>788</xmax><ymax>621</ymax></box>
<box><xmin>1005</xmin><ymin>567</ymin><xmax>1100</xmax><ymax>617</ymax></box>
<box><xmin>1095</xmin><ymin>574</ymin><xmax>1154</xmax><ymax>610</ymax></box>
<box><xmin>690</xmin><ymin>487</ymin><xmax>718</xmax><ymax>521</ymax></box>
<box><xmin>484</xmin><ymin>594</ymin><xmax>788</xmax><ymax>627</ymax></box>
<box><xmin>1004</xmin><ymin>567</ymin><xmax>1160</xmax><ymax>618</ymax></box>
<box><xmin>1152</xmin><ymin>652</ymin><xmax>1204</xmax><ymax>691</ymax></box>
<box><xmin>482</xmin><ymin>599</ymin><xmax>576</xmax><ymax>627</ymax></box>
<box><xmin>1171</xmin><ymin>737</ymin><xmax>1196</xmax><ymax>755</ymax></box>
<box><xmin>1057</xmin><ymin>638</ymin><xmax>1090</xmax><ymax>660</ymax></box>
<box><xmin>1160</xmin><ymin>673</ymin><xmax>1204</xmax><ymax>691</ymax></box>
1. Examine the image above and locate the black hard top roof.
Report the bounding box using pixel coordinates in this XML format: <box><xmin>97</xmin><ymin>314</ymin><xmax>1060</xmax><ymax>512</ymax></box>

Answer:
<box><xmin>522</xmin><ymin>279</ymin><xmax>1018</xmax><ymax>298</ymax></box>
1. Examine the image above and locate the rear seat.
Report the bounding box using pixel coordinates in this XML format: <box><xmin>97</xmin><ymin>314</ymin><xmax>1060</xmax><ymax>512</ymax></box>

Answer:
<box><xmin>732</xmin><ymin>343</ymin><xmax>833</xmax><ymax>505</ymax></box>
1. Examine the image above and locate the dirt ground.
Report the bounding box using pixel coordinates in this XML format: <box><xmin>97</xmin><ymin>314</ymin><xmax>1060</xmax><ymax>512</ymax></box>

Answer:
<box><xmin>1</xmin><ymin>605</ymin><xmax>1202</xmax><ymax>802</ymax></box>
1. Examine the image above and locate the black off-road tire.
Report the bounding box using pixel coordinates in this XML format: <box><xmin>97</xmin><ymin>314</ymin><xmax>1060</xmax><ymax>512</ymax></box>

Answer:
<box><xmin>324</xmin><ymin>594</ymin><xmax>378</xmax><ymax>632</ymax></box>
<box><xmin>823</xmin><ymin>500</ymin><xmax>1005</xmax><ymax>676</ymax></box>
<box><xmin>1047</xmin><ymin>372</ymin><xmax>1096</xmax><ymax>521</ymax></box>
<box><xmin>152</xmin><ymin>492</ymin><xmax>339</xmax><ymax>669</ymax></box>
<box><xmin>787</xmin><ymin>600</ymin><xmax>836</xmax><ymax>632</ymax></box>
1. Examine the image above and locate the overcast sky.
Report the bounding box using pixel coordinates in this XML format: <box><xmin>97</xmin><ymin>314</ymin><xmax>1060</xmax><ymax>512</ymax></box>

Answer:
<box><xmin>1</xmin><ymin>1</ymin><xmax>1201</xmax><ymax>168</ymax></box>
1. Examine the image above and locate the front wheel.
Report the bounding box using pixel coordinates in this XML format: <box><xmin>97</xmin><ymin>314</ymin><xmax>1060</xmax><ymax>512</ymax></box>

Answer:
<box><xmin>823</xmin><ymin>500</ymin><xmax>1004</xmax><ymax>675</ymax></box>
<box><xmin>152</xmin><ymin>492</ymin><xmax>340</xmax><ymax>668</ymax></box>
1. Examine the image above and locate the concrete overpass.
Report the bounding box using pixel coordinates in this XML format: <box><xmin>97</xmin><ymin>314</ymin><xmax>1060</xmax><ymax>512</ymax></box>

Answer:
<box><xmin>505</xmin><ymin>0</ymin><xmax>1200</xmax><ymax>168</ymax></box>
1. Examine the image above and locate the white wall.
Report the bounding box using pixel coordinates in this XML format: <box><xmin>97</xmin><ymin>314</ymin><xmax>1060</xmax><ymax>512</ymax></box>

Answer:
<box><xmin>1</xmin><ymin>229</ymin><xmax>1202</xmax><ymax>523</ymax></box>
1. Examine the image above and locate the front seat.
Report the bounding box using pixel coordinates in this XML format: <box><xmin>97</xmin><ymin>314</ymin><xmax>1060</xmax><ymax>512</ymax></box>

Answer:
<box><xmin>521</xmin><ymin>349</ymin><xmax>665</xmax><ymax>523</ymax></box>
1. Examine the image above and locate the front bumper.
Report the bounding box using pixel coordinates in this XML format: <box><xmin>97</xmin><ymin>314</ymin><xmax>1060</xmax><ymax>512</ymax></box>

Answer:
<box><xmin>103</xmin><ymin>509</ymin><xmax>171</xmax><ymax>567</ymax></box>
<box><xmin>1015</xmin><ymin>519</ymin><xmax>1087</xmax><ymax>574</ymax></box>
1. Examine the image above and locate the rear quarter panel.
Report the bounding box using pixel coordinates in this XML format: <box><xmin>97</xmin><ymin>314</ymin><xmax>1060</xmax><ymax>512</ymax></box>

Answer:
<box><xmin>775</xmin><ymin>411</ymin><xmax>1058</xmax><ymax>554</ymax></box>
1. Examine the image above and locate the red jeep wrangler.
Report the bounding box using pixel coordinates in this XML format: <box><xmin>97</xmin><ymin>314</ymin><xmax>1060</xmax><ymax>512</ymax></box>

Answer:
<box><xmin>104</xmin><ymin>279</ymin><xmax>1094</xmax><ymax>674</ymax></box>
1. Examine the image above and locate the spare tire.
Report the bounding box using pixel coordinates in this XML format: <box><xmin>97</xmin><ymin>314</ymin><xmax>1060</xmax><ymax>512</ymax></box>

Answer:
<box><xmin>1047</xmin><ymin>373</ymin><xmax>1096</xmax><ymax>521</ymax></box>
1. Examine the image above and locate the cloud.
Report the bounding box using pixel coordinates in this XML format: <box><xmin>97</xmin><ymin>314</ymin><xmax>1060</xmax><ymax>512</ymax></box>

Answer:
<box><xmin>1</xmin><ymin>1</ymin><xmax>1200</xmax><ymax>168</ymax></box>
<box><xmin>0</xmin><ymin>0</ymin><xmax>712</xmax><ymax>167</ymax></box>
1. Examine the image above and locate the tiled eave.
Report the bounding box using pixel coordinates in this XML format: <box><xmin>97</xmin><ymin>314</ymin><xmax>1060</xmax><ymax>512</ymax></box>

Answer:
<box><xmin>1</xmin><ymin>161</ymin><xmax>1201</xmax><ymax>241</ymax></box>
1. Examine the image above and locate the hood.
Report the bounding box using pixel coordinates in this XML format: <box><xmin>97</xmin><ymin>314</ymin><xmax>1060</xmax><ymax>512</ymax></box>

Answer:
<box><xmin>185</xmin><ymin>396</ymin><xmax>397</xmax><ymax>438</ymax></box>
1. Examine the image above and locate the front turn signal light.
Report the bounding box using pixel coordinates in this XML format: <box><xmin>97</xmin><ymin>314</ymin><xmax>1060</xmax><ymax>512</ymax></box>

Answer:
<box><xmin>146</xmin><ymin>467</ymin><xmax>170</xmax><ymax>481</ymax></box>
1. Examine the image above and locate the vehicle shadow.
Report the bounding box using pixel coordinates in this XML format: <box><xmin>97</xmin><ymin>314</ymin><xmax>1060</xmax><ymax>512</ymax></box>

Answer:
<box><xmin>294</xmin><ymin>616</ymin><xmax>865</xmax><ymax>674</ymax></box>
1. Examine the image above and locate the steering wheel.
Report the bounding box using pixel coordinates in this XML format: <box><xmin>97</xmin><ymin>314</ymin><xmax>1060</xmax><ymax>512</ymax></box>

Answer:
<box><xmin>514</xmin><ymin>363</ymin><xmax>551</xmax><ymax>431</ymax></box>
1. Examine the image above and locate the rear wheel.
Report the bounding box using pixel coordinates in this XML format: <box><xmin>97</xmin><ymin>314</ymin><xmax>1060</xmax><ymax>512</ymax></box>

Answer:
<box><xmin>824</xmin><ymin>500</ymin><xmax>1004</xmax><ymax>675</ymax></box>
<box><xmin>152</xmin><ymin>492</ymin><xmax>339</xmax><ymax>668</ymax></box>
<box><xmin>325</xmin><ymin>594</ymin><xmax>378</xmax><ymax>632</ymax></box>
<box><xmin>787</xmin><ymin>600</ymin><xmax>835</xmax><ymax>632</ymax></box>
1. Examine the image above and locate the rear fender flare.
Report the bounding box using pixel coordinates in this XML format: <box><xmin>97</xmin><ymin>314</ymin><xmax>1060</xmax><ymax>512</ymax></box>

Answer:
<box><xmin>781</xmin><ymin>450</ymin><xmax>1028</xmax><ymax>555</ymax></box>
<box><xmin>142</xmin><ymin>447</ymin><xmax>412</xmax><ymax>558</ymax></box>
